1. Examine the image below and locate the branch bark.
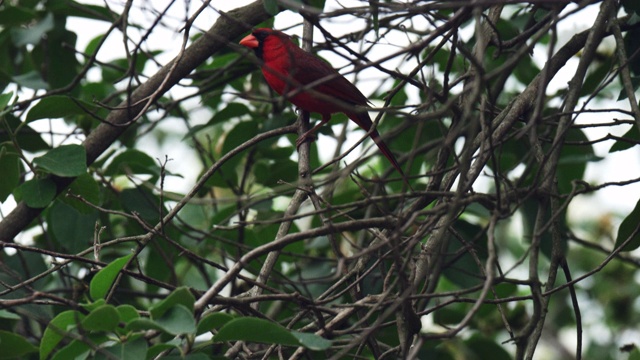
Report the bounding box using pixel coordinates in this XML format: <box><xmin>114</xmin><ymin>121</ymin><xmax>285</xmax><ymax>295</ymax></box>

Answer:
<box><xmin>0</xmin><ymin>1</ymin><xmax>274</xmax><ymax>242</ymax></box>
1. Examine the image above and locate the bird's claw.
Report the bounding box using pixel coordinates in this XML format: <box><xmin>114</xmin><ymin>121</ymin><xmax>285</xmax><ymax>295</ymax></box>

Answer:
<box><xmin>295</xmin><ymin>133</ymin><xmax>316</xmax><ymax>149</ymax></box>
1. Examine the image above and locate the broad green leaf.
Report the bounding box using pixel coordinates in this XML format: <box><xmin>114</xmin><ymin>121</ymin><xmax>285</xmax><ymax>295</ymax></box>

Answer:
<box><xmin>33</xmin><ymin>144</ymin><xmax>87</xmax><ymax>177</ymax></box>
<box><xmin>154</xmin><ymin>305</ymin><xmax>196</xmax><ymax>335</ymax></box>
<box><xmin>81</xmin><ymin>304</ymin><xmax>120</xmax><ymax>332</ymax></box>
<box><xmin>196</xmin><ymin>312</ymin><xmax>234</xmax><ymax>335</ymax></box>
<box><xmin>0</xmin><ymin>146</ymin><xmax>21</xmax><ymax>202</ymax></box>
<box><xmin>465</xmin><ymin>334</ymin><xmax>511</xmax><ymax>360</ymax></box>
<box><xmin>214</xmin><ymin>317</ymin><xmax>299</xmax><ymax>346</ymax></box>
<box><xmin>125</xmin><ymin>318</ymin><xmax>165</xmax><ymax>333</ymax></box>
<box><xmin>0</xmin><ymin>330</ymin><xmax>38</xmax><ymax>359</ymax></box>
<box><xmin>49</xmin><ymin>1</ymin><xmax>117</xmax><ymax>22</ymax></box>
<box><xmin>0</xmin><ymin>114</ymin><xmax>50</xmax><ymax>152</ymax></box>
<box><xmin>12</xmin><ymin>71</ymin><xmax>49</xmax><ymax>90</ymax></box>
<box><xmin>609</xmin><ymin>126</ymin><xmax>639</xmax><ymax>153</ymax></box>
<box><xmin>521</xmin><ymin>197</ymin><xmax>567</xmax><ymax>260</ymax></box>
<box><xmin>150</xmin><ymin>287</ymin><xmax>195</xmax><ymax>320</ymax></box>
<box><xmin>90</xmin><ymin>254</ymin><xmax>134</xmax><ymax>300</ymax></box>
<box><xmin>93</xmin><ymin>337</ymin><xmax>147</xmax><ymax>360</ymax></box>
<box><xmin>622</xmin><ymin>0</ymin><xmax>640</xmax><ymax>14</ymax></box>
<box><xmin>14</xmin><ymin>178</ymin><xmax>56</xmax><ymax>208</ymax></box>
<box><xmin>290</xmin><ymin>331</ymin><xmax>332</xmax><ymax>351</ymax></box>
<box><xmin>254</xmin><ymin>159</ymin><xmax>298</xmax><ymax>187</ymax></box>
<box><xmin>61</xmin><ymin>173</ymin><xmax>101</xmax><ymax>214</ymax></box>
<box><xmin>81</xmin><ymin>299</ymin><xmax>106</xmax><ymax>312</ymax></box>
<box><xmin>104</xmin><ymin>149</ymin><xmax>159</xmax><ymax>177</ymax></box>
<box><xmin>119</xmin><ymin>187</ymin><xmax>164</xmax><ymax>223</ymax></box>
<box><xmin>214</xmin><ymin>317</ymin><xmax>330</xmax><ymax>350</ymax></box>
<box><xmin>615</xmin><ymin>198</ymin><xmax>640</xmax><ymax>251</ymax></box>
<box><xmin>116</xmin><ymin>305</ymin><xmax>140</xmax><ymax>324</ymax></box>
<box><xmin>146</xmin><ymin>343</ymin><xmax>181</xmax><ymax>360</ymax></box>
<box><xmin>442</xmin><ymin>220</ymin><xmax>488</xmax><ymax>288</ymax></box>
<box><xmin>125</xmin><ymin>313</ymin><xmax>194</xmax><ymax>336</ymax></box>
<box><xmin>624</xmin><ymin>27</ymin><xmax>640</xmax><ymax>76</ymax></box>
<box><xmin>557</xmin><ymin>128</ymin><xmax>600</xmax><ymax>194</ymax></box>
<box><xmin>222</xmin><ymin>121</ymin><xmax>258</xmax><ymax>156</ymax></box>
<box><xmin>579</xmin><ymin>57</ymin><xmax>612</xmax><ymax>97</ymax></box>
<box><xmin>0</xmin><ymin>91</ymin><xmax>13</xmax><ymax>109</ymax></box>
<box><xmin>41</xmin><ymin>29</ymin><xmax>80</xmax><ymax>89</ymax></box>
<box><xmin>0</xmin><ymin>6</ymin><xmax>37</xmax><ymax>27</ymax></box>
<box><xmin>10</xmin><ymin>12</ymin><xmax>54</xmax><ymax>46</ymax></box>
<box><xmin>40</xmin><ymin>310</ymin><xmax>85</xmax><ymax>360</ymax></box>
<box><xmin>50</xmin><ymin>201</ymin><xmax>98</xmax><ymax>253</ymax></box>
<box><xmin>0</xmin><ymin>310</ymin><xmax>20</xmax><ymax>320</ymax></box>
<box><xmin>27</xmin><ymin>95</ymin><xmax>99</xmax><ymax>122</ymax></box>
<box><xmin>50</xmin><ymin>339</ymin><xmax>91</xmax><ymax>360</ymax></box>
<box><xmin>263</xmin><ymin>0</ymin><xmax>279</xmax><ymax>15</ymax></box>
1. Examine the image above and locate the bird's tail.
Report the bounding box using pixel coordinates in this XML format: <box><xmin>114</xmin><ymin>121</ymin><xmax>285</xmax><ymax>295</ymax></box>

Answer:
<box><xmin>348</xmin><ymin>111</ymin><xmax>406</xmax><ymax>179</ymax></box>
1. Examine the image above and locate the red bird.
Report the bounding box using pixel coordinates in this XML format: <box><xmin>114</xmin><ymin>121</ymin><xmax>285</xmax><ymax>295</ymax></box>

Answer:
<box><xmin>239</xmin><ymin>28</ymin><xmax>405</xmax><ymax>178</ymax></box>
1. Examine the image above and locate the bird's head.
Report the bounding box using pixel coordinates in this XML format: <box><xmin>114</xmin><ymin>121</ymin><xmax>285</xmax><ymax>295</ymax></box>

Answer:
<box><xmin>239</xmin><ymin>28</ymin><xmax>291</xmax><ymax>60</ymax></box>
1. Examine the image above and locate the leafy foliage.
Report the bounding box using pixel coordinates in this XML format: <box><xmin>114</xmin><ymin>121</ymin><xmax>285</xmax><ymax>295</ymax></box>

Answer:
<box><xmin>1</xmin><ymin>0</ymin><xmax>640</xmax><ymax>359</ymax></box>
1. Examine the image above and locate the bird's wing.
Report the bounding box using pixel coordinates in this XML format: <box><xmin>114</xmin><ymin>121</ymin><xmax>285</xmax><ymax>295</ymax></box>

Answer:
<box><xmin>290</xmin><ymin>53</ymin><xmax>370</xmax><ymax>107</ymax></box>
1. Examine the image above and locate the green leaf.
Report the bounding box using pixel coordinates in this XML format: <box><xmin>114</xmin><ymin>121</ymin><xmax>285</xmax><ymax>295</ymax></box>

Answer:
<box><xmin>49</xmin><ymin>201</ymin><xmax>98</xmax><ymax>253</ymax></box>
<box><xmin>622</xmin><ymin>0</ymin><xmax>640</xmax><ymax>16</ymax></box>
<box><xmin>214</xmin><ymin>317</ymin><xmax>330</xmax><ymax>350</ymax></box>
<box><xmin>50</xmin><ymin>339</ymin><xmax>92</xmax><ymax>360</ymax></box>
<box><xmin>0</xmin><ymin>146</ymin><xmax>21</xmax><ymax>202</ymax></box>
<box><xmin>40</xmin><ymin>310</ymin><xmax>85</xmax><ymax>360</ymax></box>
<box><xmin>0</xmin><ymin>330</ymin><xmax>38</xmax><ymax>359</ymax></box>
<box><xmin>624</xmin><ymin>27</ymin><xmax>640</xmax><ymax>76</ymax></box>
<box><xmin>222</xmin><ymin>121</ymin><xmax>259</xmax><ymax>156</ymax></box>
<box><xmin>104</xmin><ymin>149</ymin><xmax>159</xmax><ymax>177</ymax></box>
<box><xmin>94</xmin><ymin>337</ymin><xmax>148</xmax><ymax>360</ymax></box>
<box><xmin>154</xmin><ymin>305</ymin><xmax>196</xmax><ymax>335</ymax></box>
<box><xmin>609</xmin><ymin>126</ymin><xmax>639</xmax><ymax>153</ymax></box>
<box><xmin>557</xmin><ymin>128</ymin><xmax>599</xmax><ymax>194</ymax></box>
<box><xmin>150</xmin><ymin>287</ymin><xmax>195</xmax><ymax>320</ymax></box>
<box><xmin>263</xmin><ymin>0</ymin><xmax>279</xmax><ymax>15</ymax></box>
<box><xmin>12</xmin><ymin>71</ymin><xmax>49</xmax><ymax>90</ymax></box>
<box><xmin>125</xmin><ymin>318</ymin><xmax>164</xmax><ymax>333</ymax></box>
<box><xmin>0</xmin><ymin>91</ymin><xmax>13</xmax><ymax>109</ymax></box>
<box><xmin>116</xmin><ymin>304</ymin><xmax>140</xmax><ymax>324</ymax></box>
<box><xmin>61</xmin><ymin>173</ymin><xmax>101</xmax><ymax>214</ymax></box>
<box><xmin>290</xmin><ymin>331</ymin><xmax>332</xmax><ymax>351</ymax></box>
<box><xmin>442</xmin><ymin>220</ymin><xmax>488</xmax><ymax>288</ymax></box>
<box><xmin>0</xmin><ymin>114</ymin><xmax>50</xmax><ymax>152</ymax></box>
<box><xmin>615</xmin><ymin>198</ymin><xmax>640</xmax><ymax>251</ymax></box>
<box><xmin>90</xmin><ymin>254</ymin><xmax>133</xmax><ymax>300</ymax></box>
<box><xmin>0</xmin><ymin>6</ymin><xmax>37</xmax><ymax>27</ymax></box>
<box><xmin>465</xmin><ymin>334</ymin><xmax>511</xmax><ymax>360</ymax></box>
<box><xmin>27</xmin><ymin>95</ymin><xmax>99</xmax><ymax>122</ymax></box>
<box><xmin>10</xmin><ymin>12</ymin><xmax>54</xmax><ymax>46</ymax></box>
<box><xmin>49</xmin><ymin>1</ymin><xmax>117</xmax><ymax>22</ymax></box>
<box><xmin>196</xmin><ymin>312</ymin><xmax>234</xmax><ymax>335</ymax></box>
<box><xmin>14</xmin><ymin>178</ymin><xmax>56</xmax><ymax>208</ymax></box>
<box><xmin>254</xmin><ymin>159</ymin><xmax>298</xmax><ymax>187</ymax></box>
<box><xmin>0</xmin><ymin>310</ymin><xmax>21</xmax><ymax>320</ymax></box>
<box><xmin>119</xmin><ymin>187</ymin><xmax>163</xmax><ymax>223</ymax></box>
<box><xmin>81</xmin><ymin>304</ymin><xmax>120</xmax><ymax>332</ymax></box>
<box><xmin>33</xmin><ymin>144</ymin><xmax>87</xmax><ymax>177</ymax></box>
<box><xmin>214</xmin><ymin>318</ymin><xmax>299</xmax><ymax>346</ymax></box>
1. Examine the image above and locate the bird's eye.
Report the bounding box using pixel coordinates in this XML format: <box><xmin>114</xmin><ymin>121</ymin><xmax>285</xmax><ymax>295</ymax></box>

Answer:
<box><xmin>253</xmin><ymin>31</ymin><xmax>268</xmax><ymax>41</ymax></box>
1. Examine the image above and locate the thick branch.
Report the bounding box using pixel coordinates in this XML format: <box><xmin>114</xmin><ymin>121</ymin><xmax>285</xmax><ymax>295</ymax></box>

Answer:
<box><xmin>0</xmin><ymin>1</ymin><xmax>273</xmax><ymax>242</ymax></box>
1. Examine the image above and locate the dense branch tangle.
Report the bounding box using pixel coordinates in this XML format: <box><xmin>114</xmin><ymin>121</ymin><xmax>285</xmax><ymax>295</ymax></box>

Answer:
<box><xmin>2</xmin><ymin>1</ymin><xmax>640</xmax><ymax>360</ymax></box>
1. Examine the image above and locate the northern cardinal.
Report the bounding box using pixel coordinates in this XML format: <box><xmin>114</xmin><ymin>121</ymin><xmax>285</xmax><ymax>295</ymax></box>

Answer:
<box><xmin>239</xmin><ymin>28</ymin><xmax>405</xmax><ymax>178</ymax></box>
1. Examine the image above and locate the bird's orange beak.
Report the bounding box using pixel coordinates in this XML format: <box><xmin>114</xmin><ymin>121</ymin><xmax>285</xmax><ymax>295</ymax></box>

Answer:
<box><xmin>239</xmin><ymin>34</ymin><xmax>259</xmax><ymax>48</ymax></box>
